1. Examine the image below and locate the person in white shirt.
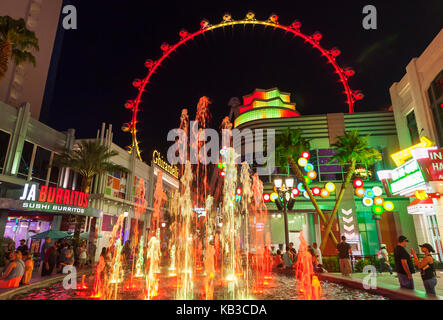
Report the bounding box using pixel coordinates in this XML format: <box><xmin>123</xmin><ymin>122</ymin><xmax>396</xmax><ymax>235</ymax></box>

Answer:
<box><xmin>312</xmin><ymin>242</ymin><xmax>323</xmax><ymax>266</ymax></box>
<box><xmin>378</xmin><ymin>244</ymin><xmax>393</xmax><ymax>275</ymax></box>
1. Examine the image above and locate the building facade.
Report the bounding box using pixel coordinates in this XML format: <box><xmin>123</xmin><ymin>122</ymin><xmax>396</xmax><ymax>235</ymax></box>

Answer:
<box><xmin>389</xmin><ymin>29</ymin><xmax>443</xmax><ymax>259</ymax></box>
<box><xmin>232</xmin><ymin>88</ymin><xmax>417</xmax><ymax>256</ymax></box>
<box><xmin>0</xmin><ymin>101</ymin><xmax>166</xmax><ymax>263</ymax></box>
<box><xmin>0</xmin><ymin>0</ymin><xmax>64</xmax><ymax>120</ymax></box>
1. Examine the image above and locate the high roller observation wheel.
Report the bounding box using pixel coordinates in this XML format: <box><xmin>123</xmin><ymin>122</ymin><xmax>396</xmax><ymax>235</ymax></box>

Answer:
<box><xmin>122</xmin><ymin>12</ymin><xmax>364</xmax><ymax>160</ymax></box>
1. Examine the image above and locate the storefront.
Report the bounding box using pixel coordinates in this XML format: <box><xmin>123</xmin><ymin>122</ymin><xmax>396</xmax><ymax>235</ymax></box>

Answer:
<box><xmin>380</xmin><ymin>142</ymin><xmax>443</xmax><ymax>261</ymax></box>
<box><xmin>0</xmin><ymin>183</ymin><xmax>101</xmax><ymax>252</ymax></box>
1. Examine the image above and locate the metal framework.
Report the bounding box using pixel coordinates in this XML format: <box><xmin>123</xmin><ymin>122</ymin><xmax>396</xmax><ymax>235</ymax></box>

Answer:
<box><xmin>123</xmin><ymin>12</ymin><xmax>364</xmax><ymax>160</ymax></box>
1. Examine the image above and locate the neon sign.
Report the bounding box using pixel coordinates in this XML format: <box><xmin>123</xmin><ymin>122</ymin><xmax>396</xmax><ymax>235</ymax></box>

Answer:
<box><xmin>391</xmin><ymin>136</ymin><xmax>434</xmax><ymax>167</ymax></box>
<box><xmin>19</xmin><ymin>183</ymin><xmax>89</xmax><ymax>215</ymax></box>
<box><xmin>152</xmin><ymin>150</ymin><xmax>179</xmax><ymax>178</ymax></box>
<box><xmin>389</xmin><ymin>160</ymin><xmax>425</xmax><ymax>194</ymax></box>
<box><xmin>20</xmin><ymin>184</ymin><xmax>89</xmax><ymax>207</ymax></box>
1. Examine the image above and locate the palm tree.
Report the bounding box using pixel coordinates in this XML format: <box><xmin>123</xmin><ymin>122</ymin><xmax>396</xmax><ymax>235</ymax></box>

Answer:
<box><xmin>319</xmin><ymin>130</ymin><xmax>382</xmax><ymax>252</ymax></box>
<box><xmin>275</xmin><ymin>128</ymin><xmax>339</xmax><ymax>247</ymax></box>
<box><xmin>54</xmin><ymin>140</ymin><xmax>130</xmax><ymax>251</ymax></box>
<box><xmin>0</xmin><ymin>16</ymin><xmax>39</xmax><ymax>83</ymax></box>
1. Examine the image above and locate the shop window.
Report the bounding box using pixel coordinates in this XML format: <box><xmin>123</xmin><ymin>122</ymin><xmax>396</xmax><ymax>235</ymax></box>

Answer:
<box><xmin>106</xmin><ymin>171</ymin><xmax>127</xmax><ymax>199</ymax></box>
<box><xmin>31</xmin><ymin>146</ymin><xmax>51</xmax><ymax>183</ymax></box>
<box><xmin>0</xmin><ymin>130</ymin><xmax>11</xmax><ymax>173</ymax></box>
<box><xmin>17</xmin><ymin>141</ymin><xmax>34</xmax><ymax>179</ymax></box>
<box><xmin>430</xmin><ymin>71</ymin><xmax>443</xmax><ymax>101</ymax></box>
<box><xmin>315</xmin><ymin>149</ymin><xmax>344</xmax><ymax>182</ymax></box>
<box><xmin>406</xmin><ymin>111</ymin><xmax>419</xmax><ymax>144</ymax></box>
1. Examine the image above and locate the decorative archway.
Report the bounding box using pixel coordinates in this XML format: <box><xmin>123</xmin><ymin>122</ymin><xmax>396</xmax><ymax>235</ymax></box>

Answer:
<box><xmin>122</xmin><ymin>12</ymin><xmax>364</xmax><ymax>160</ymax></box>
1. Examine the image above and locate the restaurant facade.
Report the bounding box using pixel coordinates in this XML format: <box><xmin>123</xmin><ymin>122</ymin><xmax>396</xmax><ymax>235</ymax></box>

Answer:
<box><xmin>0</xmin><ymin>100</ymin><xmax>179</xmax><ymax>262</ymax></box>
<box><xmin>389</xmin><ymin>29</ymin><xmax>443</xmax><ymax>260</ymax></box>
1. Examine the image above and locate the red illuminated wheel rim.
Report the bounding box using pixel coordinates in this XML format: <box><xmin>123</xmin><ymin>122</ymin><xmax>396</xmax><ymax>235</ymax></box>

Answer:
<box><xmin>123</xmin><ymin>13</ymin><xmax>363</xmax><ymax>160</ymax></box>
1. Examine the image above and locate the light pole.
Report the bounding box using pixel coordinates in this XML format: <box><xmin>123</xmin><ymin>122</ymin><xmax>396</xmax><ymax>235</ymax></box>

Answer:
<box><xmin>274</xmin><ymin>177</ymin><xmax>294</xmax><ymax>251</ymax></box>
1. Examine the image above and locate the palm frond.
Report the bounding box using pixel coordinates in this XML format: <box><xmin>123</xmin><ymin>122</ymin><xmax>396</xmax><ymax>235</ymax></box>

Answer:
<box><xmin>329</xmin><ymin>130</ymin><xmax>382</xmax><ymax>166</ymax></box>
<box><xmin>53</xmin><ymin>140</ymin><xmax>130</xmax><ymax>179</ymax></box>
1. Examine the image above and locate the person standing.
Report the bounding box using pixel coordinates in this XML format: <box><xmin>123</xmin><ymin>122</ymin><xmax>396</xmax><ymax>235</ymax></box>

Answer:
<box><xmin>39</xmin><ymin>237</ymin><xmax>52</xmax><ymax>272</ymax></box>
<box><xmin>378</xmin><ymin>244</ymin><xmax>393</xmax><ymax>275</ymax></box>
<box><xmin>288</xmin><ymin>242</ymin><xmax>297</xmax><ymax>262</ymax></box>
<box><xmin>337</xmin><ymin>236</ymin><xmax>352</xmax><ymax>276</ymax></box>
<box><xmin>411</xmin><ymin>243</ymin><xmax>438</xmax><ymax>296</ymax></box>
<box><xmin>394</xmin><ymin>235</ymin><xmax>415</xmax><ymax>289</ymax></box>
<box><xmin>77</xmin><ymin>241</ymin><xmax>88</xmax><ymax>269</ymax></box>
<box><xmin>42</xmin><ymin>242</ymin><xmax>58</xmax><ymax>277</ymax></box>
<box><xmin>312</xmin><ymin>242</ymin><xmax>323</xmax><ymax>266</ymax></box>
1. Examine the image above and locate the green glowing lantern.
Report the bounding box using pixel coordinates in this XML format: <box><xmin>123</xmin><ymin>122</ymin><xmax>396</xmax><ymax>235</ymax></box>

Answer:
<box><xmin>373</xmin><ymin>205</ymin><xmax>384</xmax><ymax>215</ymax></box>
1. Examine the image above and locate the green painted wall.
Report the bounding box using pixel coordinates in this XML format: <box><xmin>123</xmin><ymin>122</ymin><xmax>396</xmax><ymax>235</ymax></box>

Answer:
<box><xmin>356</xmin><ymin>211</ymin><xmax>379</xmax><ymax>255</ymax></box>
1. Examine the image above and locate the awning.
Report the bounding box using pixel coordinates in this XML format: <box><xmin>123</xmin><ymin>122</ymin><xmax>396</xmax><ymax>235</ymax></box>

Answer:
<box><xmin>407</xmin><ymin>198</ymin><xmax>434</xmax><ymax>215</ymax></box>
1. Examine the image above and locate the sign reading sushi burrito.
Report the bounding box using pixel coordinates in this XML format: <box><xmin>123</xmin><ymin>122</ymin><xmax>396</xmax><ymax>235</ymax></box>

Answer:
<box><xmin>18</xmin><ymin>183</ymin><xmax>92</xmax><ymax>216</ymax></box>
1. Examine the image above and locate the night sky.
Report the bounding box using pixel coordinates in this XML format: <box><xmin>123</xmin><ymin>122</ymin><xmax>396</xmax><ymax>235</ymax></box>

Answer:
<box><xmin>44</xmin><ymin>0</ymin><xmax>442</xmax><ymax>160</ymax></box>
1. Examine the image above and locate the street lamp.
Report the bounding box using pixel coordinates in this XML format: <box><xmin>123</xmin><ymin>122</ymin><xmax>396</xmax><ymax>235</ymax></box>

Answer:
<box><xmin>274</xmin><ymin>177</ymin><xmax>295</xmax><ymax>251</ymax></box>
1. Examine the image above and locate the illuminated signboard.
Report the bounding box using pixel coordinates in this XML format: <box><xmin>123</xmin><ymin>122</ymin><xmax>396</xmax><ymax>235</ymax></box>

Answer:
<box><xmin>427</xmin><ymin>149</ymin><xmax>443</xmax><ymax>181</ymax></box>
<box><xmin>19</xmin><ymin>183</ymin><xmax>89</xmax><ymax>215</ymax></box>
<box><xmin>389</xmin><ymin>160</ymin><xmax>425</xmax><ymax>195</ymax></box>
<box><xmin>390</xmin><ymin>136</ymin><xmax>434</xmax><ymax>167</ymax></box>
<box><xmin>152</xmin><ymin>150</ymin><xmax>179</xmax><ymax>179</ymax></box>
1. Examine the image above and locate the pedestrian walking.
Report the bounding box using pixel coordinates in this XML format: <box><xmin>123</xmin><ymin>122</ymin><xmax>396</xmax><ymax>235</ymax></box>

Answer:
<box><xmin>411</xmin><ymin>243</ymin><xmax>438</xmax><ymax>296</ymax></box>
<box><xmin>394</xmin><ymin>235</ymin><xmax>415</xmax><ymax>289</ymax></box>
<box><xmin>377</xmin><ymin>244</ymin><xmax>393</xmax><ymax>275</ymax></box>
<box><xmin>337</xmin><ymin>235</ymin><xmax>352</xmax><ymax>276</ymax></box>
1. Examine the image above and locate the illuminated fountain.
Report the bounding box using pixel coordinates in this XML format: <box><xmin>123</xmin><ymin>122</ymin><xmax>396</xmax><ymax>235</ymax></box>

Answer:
<box><xmin>144</xmin><ymin>172</ymin><xmax>167</xmax><ymax>299</ymax></box>
<box><xmin>295</xmin><ymin>231</ymin><xmax>321</xmax><ymax>300</ymax></box>
<box><xmin>176</xmin><ymin>161</ymin><xmax>195</xmax><ymax>299</ymax></box>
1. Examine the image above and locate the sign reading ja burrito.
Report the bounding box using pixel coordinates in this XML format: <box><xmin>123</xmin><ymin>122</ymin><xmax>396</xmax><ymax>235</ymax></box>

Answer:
<box><xmin>20</xmin><ymin>184</ymin><xmax>89</xmax><ymax>207</ymax></box>
<box><xmin>10</xmin><ymin>183</ymin><xmax>99</xmax><ymax>217</ymax></box>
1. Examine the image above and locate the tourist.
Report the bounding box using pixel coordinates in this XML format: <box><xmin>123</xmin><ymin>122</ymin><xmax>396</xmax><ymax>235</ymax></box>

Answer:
<box><xmin>288</xmin><ymin>242</ymin><xmax>297</xmax><ymax>262</ymax></box>
<box><xmin>312</xmin><ymin>242</ymin><xmax>323</xmax><ymax>266</ymax></box>
<box><xmin>377</xmin><ymin>244</ymin><xmax>393</xmax><ymax>275</ymax></box>
<box><xmin>42</xmin><ymin>242</ymin><xmax>59</xmax><ymax>277</ymax></box>
<box><xmin>0</xmin><ymin>251</ymin><xmax>25</xmax><ymax>288</ymax></box>
<box><xmin>394</xmin><ymin>235</ymin><xmax>415</xmax><ymax>289</ymax></box>
<box><xmin>88</xmin><ymin>241</ymin><xmax>97</xmax><ymax>266</ymax></box>
<box><xmin>274</xmin><ymin>249</ymin><xmax>283</xmax><ymax>269</ymax></box>
<box><xmin>17</xmin><ymin>239</ymin><xmax>28</xmax><ymax>255</ymax></box>
<box><xmin>77</xmin><ymin>241</ymin><xmax>88</xmax><ymax>269</ymax></box>
<box><xmin>283</xmin><ymin>250</ymin><xmax>294</xmax><ymax>268</ymax></box>
<box><xmin>411</xmin><ymin>243</ymin><xmax>437</xmax><ymax>296</ymax></box>
<box><xmin>22</xmin><ymin>251</ymin><xmax>34</xmax><ymax>285</ymax></box>
<box><xmin>59</xmin><ymin>250</ymin><xmax>75</xmax><ymax>271</ymax></box>
<box><xmin>270</xmin><ymin>246</ymin><xmax>276</xmax><ymax>256</ymax></box>
<box><xmin>40</xmin><ymin>237</ymin><xmax>52</xmax><ymax>271</ymax></box>
<box><xmin>337</xmin><ymin>235</ymin><xmax>352</xmax><ymax>276</ymax></box>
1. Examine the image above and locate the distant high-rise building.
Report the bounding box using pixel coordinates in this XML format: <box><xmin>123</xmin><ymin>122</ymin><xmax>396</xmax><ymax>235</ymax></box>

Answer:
<box><xmin>0</xmin><ymin>0</ymin><xmax>64</xmax><ymax>119</ymax></box>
